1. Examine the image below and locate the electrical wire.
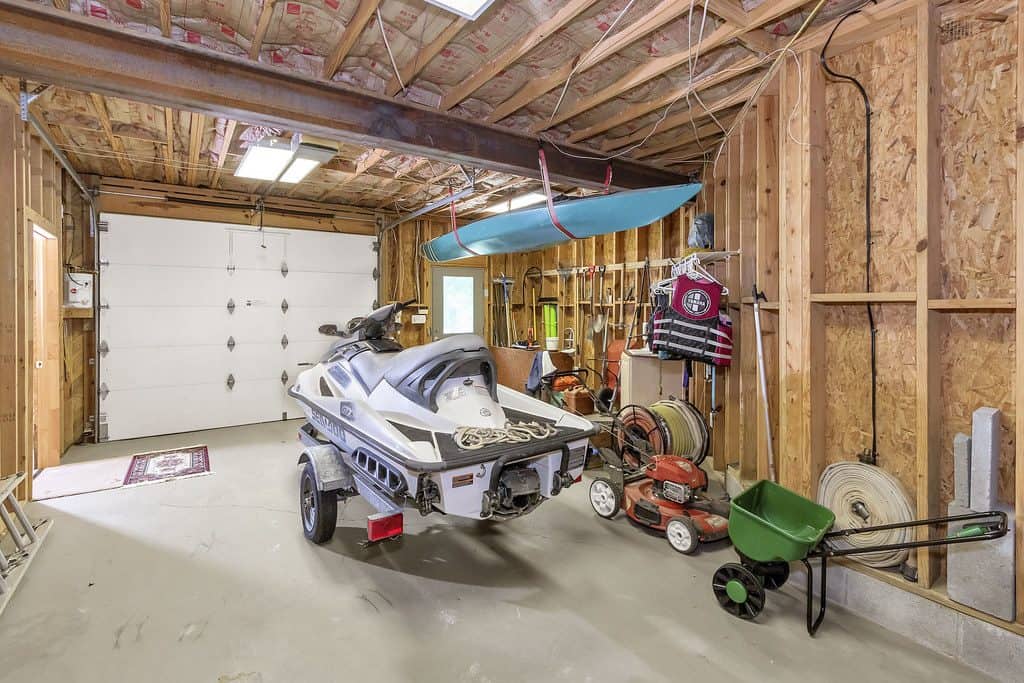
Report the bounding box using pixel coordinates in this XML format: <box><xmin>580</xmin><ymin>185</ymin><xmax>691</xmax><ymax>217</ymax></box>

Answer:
<box><xmin>821</xmin><ymin>0</ymin><xmax>879</xmax><ymax>463</ymax></box>
<box><xmin>547</xmin><ymin>0</ymin><xmax>639</xmax><ymax>125</ymax></box>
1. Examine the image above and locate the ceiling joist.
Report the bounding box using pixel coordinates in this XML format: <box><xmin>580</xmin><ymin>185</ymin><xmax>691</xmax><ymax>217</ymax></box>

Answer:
<box><xmin>210</xmin><ymin>119</ymin><xmax>236</xmax><ymax>188</ymax></box>
<box><xmin>322</xmin><ymin>0</ymin><xmax>380</xmax><ymax>80</ymax></box>
<box><xmin>386</xmin><ymin>18</ymin><xmax>467</xmax><ymax>97</ymax></box>
<box><xmin>0</xmin><ymin>2</ymin><xmax>685</xmax><ymax>189</ymax></box>
<box><xmin>249</xmin><ymin>0</ymin><xmax>277</xmax><ymax>60</ymax></box>
<box><xmin>440</xmin><ymin>0</ymin><xmax>601</xmax><ymax>111</ymax></box>
<box><xmin>88</xmin><ymin>92</ymin><xmax>133</xmax><ymax>177</ymax></box>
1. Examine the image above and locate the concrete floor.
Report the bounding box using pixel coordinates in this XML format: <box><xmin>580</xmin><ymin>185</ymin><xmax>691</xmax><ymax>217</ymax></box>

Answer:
<box><xmin>1</xmin><ymin>421</ymin><xmax>990</xmax><ymax>682</ymax></box>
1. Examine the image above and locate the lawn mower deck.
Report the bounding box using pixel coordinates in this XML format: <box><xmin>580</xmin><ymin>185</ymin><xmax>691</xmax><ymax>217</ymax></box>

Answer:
<box><xmin>591</xmin><ymin>451</ymin><xmax>729</xmax><ymax>554</ymax></box>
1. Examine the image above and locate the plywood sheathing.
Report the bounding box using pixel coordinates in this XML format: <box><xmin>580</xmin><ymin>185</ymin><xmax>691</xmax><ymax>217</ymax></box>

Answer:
<box><xmin>939</xmin><ymin>313</ymin><xmax>1016</xmax><ymax>506</ymax></box>
<box><xmin>824</xmin><ymin>26</ymin><xmax>918</xmax><ymax>294</ymax></box>
<box><xmin>823</xmin><ymin>305</ymin><xmax>918</xmax><ymax>499</ymax></box>
<box><xmin>939</xmin><ymin>14</ymin><xmax>1017</xmax><ymax>300</ymax></box>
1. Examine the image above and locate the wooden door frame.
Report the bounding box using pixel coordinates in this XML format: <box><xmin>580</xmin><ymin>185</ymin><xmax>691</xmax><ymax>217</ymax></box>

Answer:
<box><xmin>31</xmin><ymin>222</ymin><xmax>61</xmax><ymax>471</ymax></box>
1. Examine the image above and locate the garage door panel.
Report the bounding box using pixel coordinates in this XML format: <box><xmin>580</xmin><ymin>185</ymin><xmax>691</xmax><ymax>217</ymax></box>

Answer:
<box><xmin>102</xmin><ymin>346</ymin><xmax>234</xmax><ymax>389</ymax></box>
<box><xmin>102</xmin><ymin>215</ymin><xmax>229</xmax><ymax>268</ymax></box>
<box><xmin>102</xmin><ymin>265</ymin><xmax>230</xmax><ymax>308</ymax></box>
<box><xmin>285</xmin><ymin>230</ymin><xmax>375</xmax><ymax>272</ymax></box>
<box><xmin>100</xmin><ymin>214</ymin><xmax>374</xmax><ymax>440</ymax></box>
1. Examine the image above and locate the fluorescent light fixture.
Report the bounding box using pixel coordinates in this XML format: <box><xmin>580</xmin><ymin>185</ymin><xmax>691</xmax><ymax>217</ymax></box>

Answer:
<box><xmin>278</xmin><ymin>141</ymin><xmax>336</xmax><ymax>184</ymax></box>
<box><xmin>234</xmin><ymin>136</ymin><xmax>295</xmax><ymax>181</ymax></box>
<box><xmin>423</xmin><ymin>0</ymin><xmax>497</xmax><ymax>21</ymax></box>
<box><xmin>483</xmin><ymin>191</ymin><xmax>547</xmax><ymax>214</ymax></box>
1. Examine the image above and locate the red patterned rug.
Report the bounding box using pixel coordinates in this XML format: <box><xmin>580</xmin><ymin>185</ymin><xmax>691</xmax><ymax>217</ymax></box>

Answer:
<box><xmin>123</xmin><ymin>445</ymin><xmax>211</xmax><ymax>487</ymax></box>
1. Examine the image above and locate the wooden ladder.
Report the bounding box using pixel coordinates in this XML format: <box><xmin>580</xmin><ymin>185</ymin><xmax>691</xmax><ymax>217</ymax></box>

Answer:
<box><xmin>0</xmin><ymin>473</ymin><xmax>52</xmax><ymax>617</ymax></box>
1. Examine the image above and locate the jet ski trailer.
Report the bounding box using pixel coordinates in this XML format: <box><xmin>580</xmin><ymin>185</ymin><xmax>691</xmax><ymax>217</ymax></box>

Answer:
<box><xmin>289</xmin><ymin>300</ymin><xmax>596</xmax><ymax>544</ymax></box>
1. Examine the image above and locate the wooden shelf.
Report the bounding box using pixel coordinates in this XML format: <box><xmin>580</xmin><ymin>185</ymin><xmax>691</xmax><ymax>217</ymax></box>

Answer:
<box><xmin>740</xmin><ymin>298</ymin><xmax>780</xmax><ymax>310</ymax></box>
<box><xmin>810</xmin><ymin>292</ymin><xmax>916</xmax><ymax>304</ymax></box>
<box><xmin>928</xmin><ymin>298</ymin><xmax>1015</xmax><ymax>311</ymax></box>
<box><xmin>62</xmin><ymin>306</ymin><xmax>93</xmax><ymax>319</ymax></box>
<box><xmin>835</xmin><ymin>559</ymin><xmax>1024</xmax><ymax>638</ymax></box>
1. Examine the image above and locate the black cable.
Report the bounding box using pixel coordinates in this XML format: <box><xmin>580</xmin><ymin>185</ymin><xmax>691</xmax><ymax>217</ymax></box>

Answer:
<box><xmin>821</xmin><ymin>1</ymin><xmax>879</xmax><ymax>465</ymax></box>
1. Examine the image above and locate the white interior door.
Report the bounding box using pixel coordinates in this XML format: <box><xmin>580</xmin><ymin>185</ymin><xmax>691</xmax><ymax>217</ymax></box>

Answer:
<box><xmin>99</xmin><ymin>214</ymin><xmax>375</xmax><ymax>440</ymax></box>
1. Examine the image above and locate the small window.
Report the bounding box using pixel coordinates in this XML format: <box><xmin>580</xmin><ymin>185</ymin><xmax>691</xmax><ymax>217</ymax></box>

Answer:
<box><xmin>442</xmin><ymin>275</ymin><xmax>476</xmax><ymax>334</ymax></box>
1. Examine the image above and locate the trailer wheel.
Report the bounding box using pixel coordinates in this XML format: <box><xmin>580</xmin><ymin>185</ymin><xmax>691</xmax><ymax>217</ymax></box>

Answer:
<box><xmin>760</xmin><ymin>561</ymin><xmax>790</xmax><ymax>590</ymax></box>
<box><xmin>589</xmin><ymin>477</ymin><xmax>621</xmax><ymax>519</ymax></box>
<box><xmin>300</xmin><ymin>461</ymin><xmax>337</xmax><ymax>544</ymax></box>
<box><xmin>665</xmin><ymin>517</ymin><xmax>699</xmax><ymax>554</ymax></box>
<box><xmin>712</xmin><ymin>563</ymin><xmax>765</xmax><ymax>620</ymax></box>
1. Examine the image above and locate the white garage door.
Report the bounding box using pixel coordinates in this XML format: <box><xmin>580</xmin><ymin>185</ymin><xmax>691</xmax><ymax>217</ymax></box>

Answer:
<box><xmin>98</xmin><ymin>214</ymin><xmax>376</xmax><ymax>441</ymax></box>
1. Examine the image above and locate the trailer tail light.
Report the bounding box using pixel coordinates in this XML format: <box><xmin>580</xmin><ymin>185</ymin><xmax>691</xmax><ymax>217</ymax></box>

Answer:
<box><xmin>367</xmin><ymin>511</ymin><xmax>403</xmax><ymax>542</ymax></box>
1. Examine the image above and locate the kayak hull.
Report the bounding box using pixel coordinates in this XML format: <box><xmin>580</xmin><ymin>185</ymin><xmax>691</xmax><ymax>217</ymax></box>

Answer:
<box><xmin>421</xmin><ymin>183</ymin><xmax>703</xmax><ymax>262</ymax></box>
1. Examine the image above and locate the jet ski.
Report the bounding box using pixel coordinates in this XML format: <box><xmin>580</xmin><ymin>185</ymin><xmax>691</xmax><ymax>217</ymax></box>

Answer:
<box><xmin>289</xmin><ymin>299</ymin><xmax>596</xmax><ymax>544</ymax></box>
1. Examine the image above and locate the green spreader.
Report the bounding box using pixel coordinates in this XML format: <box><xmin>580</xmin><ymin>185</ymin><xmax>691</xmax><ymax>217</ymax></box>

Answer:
<box><xmin>711</xmin><ymin>479</ymin><xmax>1008</xmax><ymax>636</ymax></box>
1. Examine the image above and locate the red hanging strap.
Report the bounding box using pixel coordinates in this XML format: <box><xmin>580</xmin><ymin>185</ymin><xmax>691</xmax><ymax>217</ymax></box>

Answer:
<box><xmin>449</xmin><ymin>186</ymin><xmax>479</xmax><ymax>256</ymax></box>
<box><xmin>538</xmin><ymin>148</ymin><xmax>578</xmax><ymax>240</ymax></box>
<box><xmin>602</xmin><ymin>163</ymin><xmax>613</xmax><ymax>194</ymax></box>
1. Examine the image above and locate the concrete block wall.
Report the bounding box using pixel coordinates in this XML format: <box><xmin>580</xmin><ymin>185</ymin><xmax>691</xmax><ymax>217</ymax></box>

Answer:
<box><xmin>789</xmin><ymin>564</ymin><xmax>1024</xmax><ymax>682</ymax></box>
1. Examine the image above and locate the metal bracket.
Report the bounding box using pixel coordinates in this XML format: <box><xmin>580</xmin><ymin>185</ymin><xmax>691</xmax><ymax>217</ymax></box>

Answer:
<box><xmin>372</xmin><ymin>299</ymin><xmax>379</xmax><ymax>310</ymax></box>
<box><xmin>280</xmin><ymin>261</ymin><xmax>289</xmax><ymax>278</ymax></box>
<box><xmin>226</xmin><ymin>336</ymin><xmax>236</xmax><ymax>351</ymax></box>
<box><xmin>97</xmin><ymin>220</ymin><xmax>109</xmax><ymax>232</ymax></box>
<box><xmin>18</xmin><ymin>79</ymin><xmax>50</xmax><ymax>122</ymax></box>
<box><xmin>227</xmin><ymin>264</ymin><xmax>236</xmax><ymax>274</ymax></box>
<box><xmin>226</xmin><ymin>374</ymin><xmax>235</xmax><ymax>390</ymax></box>
<box><xmin>98</xmin><ymin>258</ymin><xmax>110</xmax><ymax>268</ymax></box>
<box><xmin>280</xmin><ymin>298</ymin><xmax>289</xmax><ymax>314</ymax></box>
<box><xmin>372</xmin><ymin>267</ymin><xmax>379</xmax><ymax>281</ymax></box>
<box><xmin>226</xmin><ymin>298</ymin><xmax>235</xmax><ymax>314</ymax></box>
<box><xmin>280</xmin><ymin>370</ymin><xmax>289</xmax><ymax>385</ymax></box>
<box><xmin>371</xmin><ymin>240</ymin><xmax>380</xmax><ymax>253</ymax></box>
<box><xmin>280</xmin><ymin>334</ymin><xmax>289</xmax><ymax>350</ymax></box>
<box><xmin>99</xmin><ymin>382</ymin><xmax>109</xmax><ymax>400</ymax></box>
<box><xmin>98</xmin><ymin>340</ymin><xmax>109</xmax><ymax>357</ymax></box>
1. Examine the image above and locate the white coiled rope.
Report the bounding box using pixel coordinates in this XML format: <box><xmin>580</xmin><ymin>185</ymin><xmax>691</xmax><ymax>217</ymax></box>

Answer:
<box><xmin>453</xmin><ymin>421</ymin><xmax>557</xmax><ymax>451</ymax></box>
<box><xmin>817</xmin><ymin>461</ymin><xmax>915</xmax><ymax>568</ymax></box>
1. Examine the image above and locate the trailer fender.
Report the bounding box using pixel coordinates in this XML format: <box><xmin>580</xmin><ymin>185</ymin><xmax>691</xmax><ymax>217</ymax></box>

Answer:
<box><xmin>298</xmin><ymin>444</ymin><xmax>354</xmax><ymax>492</ymax></box>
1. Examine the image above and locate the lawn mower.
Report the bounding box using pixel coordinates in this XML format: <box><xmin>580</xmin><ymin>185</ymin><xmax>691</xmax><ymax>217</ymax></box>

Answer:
<box><xmin>589</xmin><ymin>445</ymin><xmax>729</xmax><ymax>554</ymax></box>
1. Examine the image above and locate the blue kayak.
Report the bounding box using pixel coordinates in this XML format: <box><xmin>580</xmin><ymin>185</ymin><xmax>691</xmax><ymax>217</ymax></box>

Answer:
<box><xmin>421</xmin><ymin>183</ymin><xmax>703</xmax><ymax>262</ymax></box>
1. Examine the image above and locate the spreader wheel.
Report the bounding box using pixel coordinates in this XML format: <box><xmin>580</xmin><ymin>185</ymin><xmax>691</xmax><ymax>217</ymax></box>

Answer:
<box><xmin>760</xmin><ymin>561</ymin><xmax>791</xmax><ymax>590</ymax></box>
<box><xmin>712</xmin><ymin>563</ymin><xmax>765</xmax><ymax>621</ymax></box>
<box><xmin>589</xmin><ymin>477</ymin><xmax>622</xmax><ymax>520</ymax></box>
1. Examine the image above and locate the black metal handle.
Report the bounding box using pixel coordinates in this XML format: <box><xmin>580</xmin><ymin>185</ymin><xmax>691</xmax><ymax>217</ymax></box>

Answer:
<box><xmin>816</xmin><ymin>510</ymin><xmax>1008</xmax><ymax>558</ymax></box>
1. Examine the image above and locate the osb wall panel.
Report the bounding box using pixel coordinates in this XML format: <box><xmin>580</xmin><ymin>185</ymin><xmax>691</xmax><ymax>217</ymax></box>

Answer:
<box><xmin>939</xmin><ymin>313</ymin><xmax>1015</xmax><ymax>506</ymax></box>
<box><xmin>823</xmin><ymin>305</ymin><xmax>918</xmax><ymax>499</ymax></box>
<box><xmin>938</xmin><ymin>16</ymin><xmax>1017</xmax><ymax>299</ymax></box>
<box><xmin>824</xmin><ymin>27</ymin><xmax>917</xmax><ymax>294</ymax></box>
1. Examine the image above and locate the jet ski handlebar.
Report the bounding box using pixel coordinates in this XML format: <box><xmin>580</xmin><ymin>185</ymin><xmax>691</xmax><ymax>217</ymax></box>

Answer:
<box><xmin>319</xmin><ymin>299</ymin><xmax>417</xmax><ymax>340</ymax></box>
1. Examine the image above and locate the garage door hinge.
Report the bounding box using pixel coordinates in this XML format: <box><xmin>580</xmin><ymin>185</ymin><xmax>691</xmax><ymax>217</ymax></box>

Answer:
<box><xmin>98</xmin><ymin>258</ymin><xmax>109</xmax><ymax>268</ymax></box>
<box><xmin>280</xmin><ymin>370</ymin><xmax>289</xmax><ymax>385</ymax></box>
<box><xmin>280</xmin><ymin>334</ymin><xmax>289</xmax><ymax>350</ymax></box>
<box><xmin>227</xmin><ymin>264</ymin><xmax>236</xmax><ymax>274</ymax></box>
<box><xmin>98</xmin><ymin>340</ymin><xmax>109</xmax><ymax>357</ymax></box>
<box><xmin>226</xmin><ymin>374</ymin><xmax>235</xmax><ymax>390</ymax></box>
<box><xmin>280</xmin><ymin>298</ymin><xmax>289</xmax><ymax>314</ymax></box>
<box><xmin>372</xmin><ymin>267</ymin><xmax>379</xmax><ymax>281</ymax></box>
<box><xmin>371</xmin><ymin>240</ymin><xmax>380</xmax><ymax>253</ymax></box>
<box><xmin>226</xmin><ymin>336</ymin><xmax>236</xmax><ymax>351</ymax></box>
<box><xmin>97</xmin><ymin>220</ymin><xmax>109</xmax><ymax>232</ymax></box>
<box><xmin>99</xmin><ymin>382</ymin><xmax>109</xmax><ymax>400</ymax></box>
<box><xmin>227</xmin><ymin>298</ymin><xmax>235</xmax><ymax>314</ymax></box>
<box><xmin>280</xmin><ymin>261</ymin><xmax>289</xmax><ymax>278</ymax></box>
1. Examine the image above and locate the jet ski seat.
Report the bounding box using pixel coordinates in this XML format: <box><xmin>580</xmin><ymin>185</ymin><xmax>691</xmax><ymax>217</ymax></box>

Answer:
<box><xmin>383</xmin><ymin>334</ymin><xmax>489</xmax><ymax>388</ymax></box>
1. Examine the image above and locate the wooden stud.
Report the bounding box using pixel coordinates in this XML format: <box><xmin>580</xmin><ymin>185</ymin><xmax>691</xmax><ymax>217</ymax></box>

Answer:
<box><xmin>1015</xmin><ymin>0</ymin><xmax>1024</xmax><ymax>623</ymax></box>
<box><xmin>159</xmin><ymin>0</ymin><xmax>171</xmax><ymax>38</ymax></box>
<box><xmin>0</xmin><ymin>99</ymin><xmax>18</xmax><ymax>487</ymax></box>
<box><xmin>915</xmin><ymin>0</ymin><xmax>941</xmax><ymax>589</ymax></box>
<box><xmin>88</xmin><ymin>93</ymin><xmax>133</xmax><ymax>178</ymax></box>
<box><xmin>440</xmin><ymin>0</ymin><xmax>600</xmax><ymax>112</ymax></box>
<box><xmin>163</xmin><ymin>107</ymin><xmax>177</xmax><ymax>184</ymax></box>
<box><xmin>186</xmin><ymin>112</ymin><xmax>203</xmax><ymax>187</ymax></box>
<box><xmin>386</xmin><ymin>18</ymin><xmax>467</xmax><ymax>97</ymax></box>
<box><xmin>778</xmin><ymin>52</ymin><xmax>825</xmax><ymax>496</ymax></box>
<box><xmin>738</xmin><ymin>113</ymin><xmax>758</xmax><ymax>481</ymax></box>
<box><xmin>322</xmin><ymin>0</ymin><xmax>380</xmax><ymax>80</ymax></box>
<box><xmin>210</xmin><ymin>119</ymin><xmax>237</xmax><ymax>189</ymax></box>
<box><xmin>755</xmin><ymin>92</ymin><xmax>779</xmax><ymax>481</ymax></box>
<box><xmin>700</xmin><ymin>0</ymin><xmax>749</xmax><ymax>28</ymax></box>
<box><xmin>486</xmin><ymin>2</ymin><xmax>692</xmax><ymax>124</ymax></box>
<box><xmin>249</xmin><ymin>0</ymin><xmax>277</xmax><ymax>61</ymax></box>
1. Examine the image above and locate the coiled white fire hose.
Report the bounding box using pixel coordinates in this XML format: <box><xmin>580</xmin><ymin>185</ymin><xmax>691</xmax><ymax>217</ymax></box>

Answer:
<box><xmin>817</xmin><ymin>461</ymin><xmax>915</xmax><ymax>568</ymax></box>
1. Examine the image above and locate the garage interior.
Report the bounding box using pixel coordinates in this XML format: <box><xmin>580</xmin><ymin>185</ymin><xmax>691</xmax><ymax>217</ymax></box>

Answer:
<box><xmin>0</xmin><ymin>0</ymin><xmax>1023</xmax><ymax>680</ymax></box>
